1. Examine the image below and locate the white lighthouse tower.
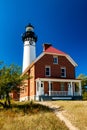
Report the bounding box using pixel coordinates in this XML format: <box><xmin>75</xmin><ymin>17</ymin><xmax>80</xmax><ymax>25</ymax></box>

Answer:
<box><xmin>22</xmin><ymin>24</ymin><xmax>37</xmax><ymax>72</ymax></box>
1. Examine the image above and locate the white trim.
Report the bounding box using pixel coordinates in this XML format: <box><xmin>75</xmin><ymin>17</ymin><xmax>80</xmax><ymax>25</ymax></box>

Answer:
<box><xmin>68</xmin><ymin>83</ymin><xmax>71</xmax><ymax>96</ymax></box>
<box><xmin>36</xmin><ymin>81</ymin><xmax>39</xmax><ymax>100</ymax></box>
<box><xmin>34</xmin><ymin>52</ymin><xmax>44</xmax><ymax>63</ymax></box>
<box><xmin>48</xmin><ymin>81</ymin><xmax>51</xmax><ymax>96</ymax></box>
<box><xmin>35</xmin><ymin>78</ymin><xmax>82</xmax><ymax>98</ymax></box>
<box><xmin>36</xmin><ymin>78</ymin><xmax>81</xmax><ymax>83</ymax></box>
<box><xmin>21</xmin><ymin>53</ymin><xmax>45</xmax><ymax>75</ymax></box>
<box><xmin>41</xmin><ymin>82</ymin><xmax>44</xmax><ymax>95</ymax></box>
<box><xmin>45</xmin><ymin>66</ymin><xmax>51</xmax><ymax>77</ymax></box>
<box><xmin>51</xmin><ymin>91</ymin><xmax>68</xmax><ymax>96</ymax></box>
<box><xmin>66</xmin><ymin>54</ymin><xmax>78</xmax><ymax>67</ymax></box>
<box><xmin>53</xmin><ymin>55</ymin><xmax>58</xmax><ymax>64</ymax></box>
<box><xmin>61</xmin><ymin>67</ymin><xmax>66</xmax><ymax>78</ymax></box>
<box><xmin>70</xmin><ymin>82</ymin><xmax>73</xmax><ymax>96</ymax></box>
<box><xmin>22</xmin><ymin>51</ymin><xmax>77</xmax><ymax>75</ymax></box>
<box><xmin>36</xmin><ymin>78</ymin><xmax>82</xmax><ymax>97</ymax></box>
<box><xmin>20</xmin><ymin>95</ymin><xmax>35</xmax><ymax>102</ymax></box>
<box><xmin>34</xmin><ymin>52</ymin><xmax>77</xmax><ymax>67</ymax></box>
<box><xmin>44</xmin><ymin>52</ymin><xmax>77</xmax><ymax>67</ymax></box>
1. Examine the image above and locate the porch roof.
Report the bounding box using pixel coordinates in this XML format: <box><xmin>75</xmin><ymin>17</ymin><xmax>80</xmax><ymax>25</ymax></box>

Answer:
<box><xmin>36</xmin><ymin>78</ymin><xmax>81</xmax><ymax>83</ymax></box>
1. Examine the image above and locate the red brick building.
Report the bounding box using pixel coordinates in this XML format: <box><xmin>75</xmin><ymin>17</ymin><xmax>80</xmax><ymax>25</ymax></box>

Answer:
<box><xmin>20</xmin><ymin>44</ymin><xmax>82</xmax><ymax>101</ymax></box>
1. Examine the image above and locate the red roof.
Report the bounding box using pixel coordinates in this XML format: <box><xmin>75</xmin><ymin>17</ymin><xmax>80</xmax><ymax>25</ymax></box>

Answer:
<box><xmin>45</xmin><ymin>46</ymin><xmax>67</xmax><ymax>55</ymax></box>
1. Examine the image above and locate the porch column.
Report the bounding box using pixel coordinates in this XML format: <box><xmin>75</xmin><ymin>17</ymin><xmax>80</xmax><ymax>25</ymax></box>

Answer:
<box><xmin>70</xmin><ymin>82</ymin><xmax>73</xmax><ymax>96</ymax></box>
<box><xmin>39</xmin><ymin>80</ymin><xmax>41</xmax><ymax>96</ymax></box>
<box><xmin>79</xmin><ymin>81</ymin><xmax>82</xmax><ymax>96</ymax></box>
<box><xmin>68</xmin><ymin>83</ymin><xmax>71</xmax><ymax>96</ymax></box>
<box><xmin>48</xmin><ymin>81</ymin><xmax>51</xmax><ymax>96</ymax></box>
<box><xmin>35</xmin><ymin>81</ymin><xmax>39</xmax><ymax>101</ymax></box>
<box><xmin>73</xmin><ymin>83</ymin><xmax>75</xmax><ymax>96</ymax></box>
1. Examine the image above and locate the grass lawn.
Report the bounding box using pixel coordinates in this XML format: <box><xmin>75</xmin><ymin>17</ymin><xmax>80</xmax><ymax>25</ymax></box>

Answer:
<box><xmin>49</xmin><ymin>101</ymin><xmax>87</xmax><ymax>130</ymax></box>
<box><xmin>0</xmin><ymin>101</ymin><xmax>68</xmax><ymax>130</ymax></box>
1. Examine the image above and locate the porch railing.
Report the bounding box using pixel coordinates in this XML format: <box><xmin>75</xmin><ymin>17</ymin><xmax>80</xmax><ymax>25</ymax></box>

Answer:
<box><xmin>49</xmin><ymin>91</ymin><xmax>81</xmax><ymax>96</ymax></box>
<box><xmin>50</xmin><ymin>91</ymin><xmax>68</xmax><ymax>96</ymax></box>
<box><xmin>74</xmin><ymin>92</ymin><xmax>81</xmax><ymax>96</ymax></box>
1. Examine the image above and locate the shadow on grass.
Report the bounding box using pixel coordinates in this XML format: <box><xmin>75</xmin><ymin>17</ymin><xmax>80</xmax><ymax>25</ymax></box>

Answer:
<box><xmin>51</xmin><ymin>106</ymin><xmax>64</xmax><ymax>112</ymax></box>
<box><xmin>11</xmin><ymin>101</ymin><xmax>52</xmax><ymax>115</ymax></box>
<box><xmin>0</xmin><ymin>101</ymin><xmax>64</xmax><ymax>116</ymax></box>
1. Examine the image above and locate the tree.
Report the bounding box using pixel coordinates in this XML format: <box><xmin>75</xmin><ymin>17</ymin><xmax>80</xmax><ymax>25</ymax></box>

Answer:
<box><xmin>77</xmin><ymin>74</ymin><xmax>87</xmax><ymax>100</ymax></box>
<box><xmin>0</xmin><ymin>63</ymin><xmax>25</xmax><ymax>108</ymax></box>
<box><xmin>77</xmin><ymin>74</ymin><xmax>87</xmax><ymax>88</ymax></box>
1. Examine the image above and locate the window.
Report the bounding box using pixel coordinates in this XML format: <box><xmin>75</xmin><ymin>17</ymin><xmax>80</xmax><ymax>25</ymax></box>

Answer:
<box><xmin>41</xmin><ymin>82</ymin><xmax>43</xmax><ymax>87</ymax></box>
<box><xmin>61</xmin><ymin>67</ymin><xmax>66</xmax><ymax>77</ymax></box>
<box><xmin>53</xmin><ymin>56</ymin><xmax>58</xmax><ymax>64</ymax></box>
<box><xmin>45</xmin><ymin>66</ymin><xmax>51</xmax><ymax>76</ymax></box>
<box><xmin>61</xmin><ymin>83</ymin><xmax>65</xmax><ymax>91</ymax></box>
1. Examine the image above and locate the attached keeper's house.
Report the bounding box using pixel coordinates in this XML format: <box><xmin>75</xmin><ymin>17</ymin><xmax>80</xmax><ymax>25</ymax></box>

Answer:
<box><xmin>20</xmin><ymin>24</ymin><xmax>82</xmax><ymax>101</ymax></box>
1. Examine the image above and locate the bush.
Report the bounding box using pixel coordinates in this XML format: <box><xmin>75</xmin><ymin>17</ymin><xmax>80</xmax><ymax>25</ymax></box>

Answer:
<box><xmin>83</xmin><ymin>92</ymin><xmax>87</xmax><ymax>100</ymax></box>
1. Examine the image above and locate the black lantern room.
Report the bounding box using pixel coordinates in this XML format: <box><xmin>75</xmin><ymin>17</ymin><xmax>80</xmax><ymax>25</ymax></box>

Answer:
<box><xmin>22</xmin><ymin>23</ymin><xmax>37</xmax><ymax>43</ymax></box>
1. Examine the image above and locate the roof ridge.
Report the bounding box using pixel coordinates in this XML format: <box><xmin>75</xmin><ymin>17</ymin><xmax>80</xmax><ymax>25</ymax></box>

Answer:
<box><xmin>45</xmin><ymin>46</ymin><xmax>66</xmax><ymax>55</ymax></box>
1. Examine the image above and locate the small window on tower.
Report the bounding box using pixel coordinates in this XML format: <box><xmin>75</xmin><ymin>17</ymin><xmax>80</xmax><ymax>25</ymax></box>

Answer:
<box><xmin>53</xmin><ymin>56</ymin><xmax>58</xmax><ymax>64</ymax></box>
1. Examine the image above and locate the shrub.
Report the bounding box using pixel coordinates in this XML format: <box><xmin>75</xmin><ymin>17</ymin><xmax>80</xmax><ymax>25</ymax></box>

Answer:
<box><xmin>83</xmin><ymin>92</ymin><xmax>87</xmax><ymax>100</ymax></box>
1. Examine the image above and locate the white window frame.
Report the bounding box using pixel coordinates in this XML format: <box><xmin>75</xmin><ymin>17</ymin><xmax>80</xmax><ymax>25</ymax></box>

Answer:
<box><xmin>45</xmin><ymin>66</ymin><xmax>51</xmax><ymax>76</ymax></box>
<box><xmin>61</xmin><ymin>67</ymin><xmax>66</xmax><ymax>78</ymax></box>
<box><xmin>53</xmin><ymin>56</ymin><xmax>58</xmax><ymax>64</ymax></box>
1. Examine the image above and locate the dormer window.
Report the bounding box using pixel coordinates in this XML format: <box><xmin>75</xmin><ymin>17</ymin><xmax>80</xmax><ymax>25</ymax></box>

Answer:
<box><xmin>53</xmin><ymin>56</ymin><xmax>58</xmax><ymax>64</ymax></box>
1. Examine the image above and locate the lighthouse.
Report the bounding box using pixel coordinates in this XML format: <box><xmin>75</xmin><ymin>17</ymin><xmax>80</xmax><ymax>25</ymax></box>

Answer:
<box><xmin>22</xmin><ymin>24</ymin><xmax>37</xmax><ymax>72</ymax></box>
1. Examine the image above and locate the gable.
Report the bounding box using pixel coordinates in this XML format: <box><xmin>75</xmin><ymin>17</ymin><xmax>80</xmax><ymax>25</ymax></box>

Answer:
<box><xmin>22</xmin><ymin>45</ymin><xmax>77</xmax><ymax>75</ymax></box>
<box><xmin>35</xmin><ymin>54</ymin><xmax>75</xmax><ymax>79</ymax></box>
<box><xmin>35</xmin><ymin>46</ymin><xmax>77</xmax><ymax>67</ymax></box>
<box><xmin>44</xmin><ymin>46</ymin><xmax>77</xmax><ymax>67</ymax></box>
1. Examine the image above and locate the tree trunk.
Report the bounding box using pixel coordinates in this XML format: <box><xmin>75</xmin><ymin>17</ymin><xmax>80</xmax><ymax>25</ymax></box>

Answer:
<box><xmin>0</xmin><ymin>93</ymin><xmax>11</xmax><ymax>108</ymax></box>
<box><xmin>0</xmin><ymin>102</ymin><xmax>5</xmax><ymax>108</ymax></box>
<box><xmin>4</xmin><ymin>92</ymin><xmax>11</xmax><ymax>108</ymax></box>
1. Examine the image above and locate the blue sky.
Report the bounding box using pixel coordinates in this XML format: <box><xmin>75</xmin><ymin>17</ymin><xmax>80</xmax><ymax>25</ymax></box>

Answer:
<box><xmin>0</xmin><ymin>0</ymin><xmax>87</xmax><ymax>76</ymax></box>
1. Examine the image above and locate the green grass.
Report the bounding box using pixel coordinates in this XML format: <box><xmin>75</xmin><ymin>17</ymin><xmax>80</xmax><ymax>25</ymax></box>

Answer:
<box><xmin>0</xmin><ymin>101</ymin><xmax>68</xmax><ymax>130</ymax></box>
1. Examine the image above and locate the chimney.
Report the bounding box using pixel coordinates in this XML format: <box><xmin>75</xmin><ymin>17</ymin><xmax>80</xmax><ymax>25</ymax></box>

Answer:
<box><xmin>43</xmin><ymin>43</ymin><xmax>52</xmax><ymax>51</ymax></box>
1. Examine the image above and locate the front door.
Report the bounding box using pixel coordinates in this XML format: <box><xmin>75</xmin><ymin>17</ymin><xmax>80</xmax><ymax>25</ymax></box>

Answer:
<box><xmin>36</xmin><ymin>82</ymin><xmax>44</xmax><ymax>96</ymax></box>
<box><xmin>40</xmin><ymin>82</ymin><xmax>44</xmax><ymax>95</ymax></box>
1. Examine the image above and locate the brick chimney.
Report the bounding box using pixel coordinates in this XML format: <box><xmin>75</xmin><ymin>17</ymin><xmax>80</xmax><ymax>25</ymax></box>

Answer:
<box><xmin>43</xmin><ymin>43</ymin><xmax>52</xmax><ymax>51</ymax></box>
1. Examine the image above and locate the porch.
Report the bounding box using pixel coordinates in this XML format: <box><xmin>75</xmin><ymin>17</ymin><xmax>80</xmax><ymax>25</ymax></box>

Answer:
<box><xmin>35</xmin><ymin>78</ymin><xmax>82</xmax><ymax>101</ymax></box>
<box><xmin>49</xmin><ymin>91</ymin><xmax>81</xmax><ymax>96</ymax></box>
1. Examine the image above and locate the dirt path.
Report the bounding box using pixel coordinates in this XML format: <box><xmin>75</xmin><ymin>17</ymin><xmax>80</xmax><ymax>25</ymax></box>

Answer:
<box><xmin>38</xmin><ymin>102</ymin><xmax>79</xmax><ymax>130</ymax></box>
